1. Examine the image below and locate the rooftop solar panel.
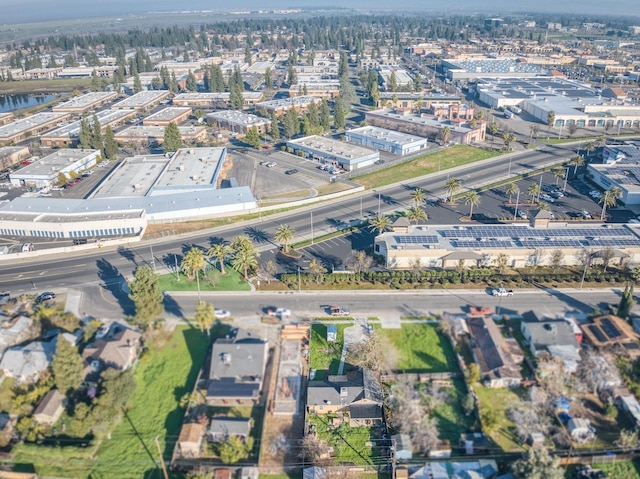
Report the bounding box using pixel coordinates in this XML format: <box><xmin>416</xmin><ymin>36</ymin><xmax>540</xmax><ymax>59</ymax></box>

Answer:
<box><xmin>600</xmin><ymin>317</ymin><xmax>622</xmax><ymax>339</ymax></box>
<box><xmin>588</xmin><ymin>325</ymin><xmax>608</xmax><ymax>343</ymax></box>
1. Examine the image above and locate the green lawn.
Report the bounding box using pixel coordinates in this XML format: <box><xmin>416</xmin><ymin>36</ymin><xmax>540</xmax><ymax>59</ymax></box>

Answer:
<box><xmin>353</xmin><ymin>146</ymin><xmax>501</xmax><ymax>189</ymax></box>
<box><xmin>382</xmin><ymin>324</ymin><xmax>457</xmax><ymax>373</ymax></box>
<box><xmin>474</xmin><ymin>385</ymin><xmax>525</xmax><ymax>452</ymax></box>
<box><xmin>10</xmin><ymin>326</ymin><xmax>210</xmax><ymax>478</ymax></box>
<box><xmin>430</xmin><ymin>379</ymin><xmax>476</xmax><ymax>442</ymax></box>
<box><xmin>157</xmin><ymin>266</ymin><xmax>250</xmax><ymax>292</ymax></box>
<box><xmin>309</xmin><ymin>323</ymin><xmax>349</xmax><ymax>380</ymax></box>
<box><xmin>309</xmin><ymin>414</ymin><xmax>381</xmax><ymax>466</ymax></box>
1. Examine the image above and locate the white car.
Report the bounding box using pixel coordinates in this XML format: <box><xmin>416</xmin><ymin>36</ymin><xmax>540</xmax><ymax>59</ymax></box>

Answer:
<box><xmin>581</xmin><ymin>210</ymin><xmax>592</xmax><ymax>219</ymax></box>
<box><xmin>96</xmin><ymin>324</ymin><xmax>110</xmax><ymax>339</ymax></box>
<box><xmin>517</xmin><ymin>210</ymin><xmax>528</xmax><ymax>219</ymax></box>
<box><xmin>492</xmin><ymin>288</ymin><xmax>514</xmax><ymax>297</ymax></box>
<box><xmin>214</xmin><ymin>309</ymin><xmax>231</xmax><ymax>319</ymax></box>
<box><xmin>275</xmin><ymin>307</ymin><xmax>291</xmax><ymax>318</ymax></box>
<box><xmin>540</xmin><ymin>194</ymin><xmax>555</xmax><ymax>203</ymax></box>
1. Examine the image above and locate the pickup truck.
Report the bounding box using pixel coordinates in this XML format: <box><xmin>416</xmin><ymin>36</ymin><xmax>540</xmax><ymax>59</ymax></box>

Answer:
<box><xmin>329</xmin><ymin>305</ymin><xmax>350</xmax><ymax>317</ymax></box>
<box><xmin>492</xmin><ymin>288</ymin><xmax>514</xmax><ymax>297</ymax></box>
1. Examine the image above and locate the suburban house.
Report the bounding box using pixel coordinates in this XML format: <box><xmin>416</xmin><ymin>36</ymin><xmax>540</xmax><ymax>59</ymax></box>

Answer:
<box><xmin>407</xmin><ymin>459</ymin><xmax>498</xmax><ymax>479</ymax></box>
<box><xmin>208</xmin><ymin>417</ymin><xmax>252</xmax><ymax>443</ymax></box>
<box><xmin>581</xmin><ymin>315</ymin><xmax>639</xmax><ymax>358</ymax></box>
<box><xmin>81</xmin><ymin>322</ymin><xmax>142</xmax><ymax>380</ymax></box>
<box><xmin>206</xmin><ymin>329</ymin><xmax>269</xmax><ymax>405</ymax></box>
<box><xmin>0</xmin><ymin>338</ymin><xmax>57</xmax><ymax>383</ymax></box>
<box><xmin>176</xmin><ymin>422</ymin><xmax>205</xmax><ymax>458</ymax></box>
<box><xmin>33</xmin><ymin>389</ymin><xmax>66</xmax><ymax>426</ymax></box>
<box><xmin>306</xmin><ymin>368</ymin><xmax>384</xmax><ymax>426</ymax></box>
<box><xmin>466</xmin><ymin>315</ymin><xmax>522</xmax><ymax>388</ymax></box>
<box><xmin>0</xmin><ymin>316</ymin><xmax>32</xmax><ymax>353</ymax></box>
<box><xmin>520</xmin><ymin>315</ymin><xmax>581</xmax><ymax>373</ymax></box>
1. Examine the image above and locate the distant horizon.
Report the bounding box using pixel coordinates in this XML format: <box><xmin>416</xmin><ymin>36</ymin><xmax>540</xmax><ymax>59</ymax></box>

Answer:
<box><xmin>1</xmin><ymin>0</ymin><xmax>639</xmax><ymax>25</ymax></box>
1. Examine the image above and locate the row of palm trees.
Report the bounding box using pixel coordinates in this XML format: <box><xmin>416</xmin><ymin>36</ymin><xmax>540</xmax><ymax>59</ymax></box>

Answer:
<box><xmin>180</xmin><ymin>235</ymin><xmax>259</xmax><ymax>281</ymax></box>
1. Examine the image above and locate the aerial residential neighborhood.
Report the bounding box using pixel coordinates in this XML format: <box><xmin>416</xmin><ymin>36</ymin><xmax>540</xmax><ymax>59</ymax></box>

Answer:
<box><xmin>1</xmin><ymin>2</ymin><xmax>640</xmax><ymax>479</ymax></box>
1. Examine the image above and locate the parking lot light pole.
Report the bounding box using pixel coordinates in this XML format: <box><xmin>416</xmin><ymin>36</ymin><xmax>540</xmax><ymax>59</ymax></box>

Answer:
<box><xmin>513</xmin><ymin>191</ymin><xmax>520</xmax><ymax>221</ymax></box>
<box><xmin>563</xmin><ymin>167</ymin><xmax>569</xmax><ymax>193</ymax></box>
<box><xmin>310</xmin><ymin>212</ymin><xmax>314</xmax><ymax>245</ymax></box>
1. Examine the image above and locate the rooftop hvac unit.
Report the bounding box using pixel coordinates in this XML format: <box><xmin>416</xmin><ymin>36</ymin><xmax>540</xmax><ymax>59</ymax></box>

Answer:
<box><xmin>132</xmin><ymin>183</ymin><xmax>141</xmax><ymax>190</ymax></box>
<box><xmin>177</xmin><ymin>165</ymin><xmax>185</xmax><ymax>171</ymax></box>
<box><xmin>192</xmin><ymin>175</ymin><xmax>199</xmax><ymax>181</ymax></box>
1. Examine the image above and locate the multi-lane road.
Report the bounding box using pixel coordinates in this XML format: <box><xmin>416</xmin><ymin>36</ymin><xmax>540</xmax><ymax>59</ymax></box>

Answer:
<box><xmin>0</xmin><ymin>142</ymin><xmax>588</xmax><ymax>318</ymax></box>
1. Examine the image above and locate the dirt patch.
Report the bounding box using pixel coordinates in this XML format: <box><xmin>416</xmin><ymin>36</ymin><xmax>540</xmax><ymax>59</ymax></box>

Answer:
<box><xmin>260</xmin><ymin>412</ymin><xmax>305</xmax><ymax>468</ymax></box>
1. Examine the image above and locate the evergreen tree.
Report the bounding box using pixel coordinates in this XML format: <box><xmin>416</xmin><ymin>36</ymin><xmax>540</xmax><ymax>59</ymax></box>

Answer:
<box><xmin>270</xmin><ymin>112</ymin><xmax>280</xmax><ymax>140</ymax></box>
<box><xmin>210</xmin><ymin>64</ymin><xmax>224</xmax><ymax>92</ymax></box>
<box><xmin>229</xmin><ymin>84</ymin><xmax>244</xmax><ymax>110</ymax></box>
<box><xmin>618</xmin><ymin>282</ymin><xmax>636</xmax><ymax>319</ymax></box>
<box><xmin>133</xmin><ymin>72</ymin><xmax>143</xmax><ymax>93</ymax></box>
<box><xmin>245</xmin><ymin>126</ymin><xmax>260</xmax><ymax>149</ymax></box>
<box><xmin>90</xmin><ymin>114</ymin><xmax>103</xmax><ymax>151</ymax></box>
<box><xmin>333</xmin><ymin>97</ymin><xmax>346</xmax><ymax>130</ymax></box>
<box><xmin>186</xmin><ymin>70</ymin><xmax>197</xmax><ymax>92</ymax></box>
<box><xmin>170</xmin><ymin>72</ymin><xmax>178</xmax><ymax>93</ymax></box>
<box><xmin>512</xmin><ymin>448</ymin><xmax>563</xmax><ymax>479</ymax></box>
<box><xmin>90</xmin><ymin>70</ymin><xmax>102</xmax><ymax>92</ymax></box>
<box><xmin>264</xmin><ymin>67</ymin><xmax>273</xmax><ymax>90</ymax></box>
<box><xmin>319</xmin><ymin>100</ymin><xmax>331</xmax><ymax>131</ymax></box>
<box><xmin>78</xmin><ymin>117</ymin><xmax>92</xmax><ymax>149</ymax></box>
<box><xmin>160</xmin><ymin>66</ymin><xmax>170</xmax><ymax>90</ymax></box>
<box><xmin>163</xmin><ymin>122</ymin><xmax>182</xmax><ymax>152</ymax></box>
<box><xmin>51</xmin><ymin>338</ymin><xmax>83</xmax><ymax>396</ymax></box>
<box><xmin>128</xmin><ymin>264</ymin><xmax>163</xmax><ymax>326</ymax></box>
<box><xmin>103</xmin><ymin>125</ymin><xmax>118</xmax><ymax>160</ymax></box>
<box><xmin>284</xmin><ymin>107</ymin><xmax>299</xmax><ymax>138</ymax></box>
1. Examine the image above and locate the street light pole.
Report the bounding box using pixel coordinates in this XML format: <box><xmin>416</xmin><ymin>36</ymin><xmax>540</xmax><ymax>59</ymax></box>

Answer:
<box><xmin>513</xmin><ymin>191</ymin><xmax>520</xmax><ymax>221</ymax></box>
<box><xmin>563</xmin><ymin>167</ymin><xmax>569</xmax><ymax>193</ymax></box>
<box><xmin>149</xmin><ymin>244</ymin><xmax>156</xmax><ymax>273</ymax></box>
<box><xmin>378</xmin><ymin>193</ymin><xmax>381</xmax><ymax>215</ymax></box>
<box><xmin>310</xmin><ymin>211</ymin><xmax>314</xmax><ymax>245</ymax></box>
<box><xmin>508</xmin><ymin>156</ymin><xmax>512</xmax><ymax>176</ymax></box>
<box><xmin>297</xmin><ymin>266</ymin><xmax>301</xmax><ymax>293</ymax></box>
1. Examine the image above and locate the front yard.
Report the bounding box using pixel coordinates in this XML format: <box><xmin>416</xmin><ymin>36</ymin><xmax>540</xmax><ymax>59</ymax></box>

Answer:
<box><xmin>382</xmin><ymin>323</ymin><xmax>457</xmax><ymax>373</ymax></box>
<box><xmin>309</xmin><ymin>323</ymin><xmax>349</xmax><ymax>380</ymax></box>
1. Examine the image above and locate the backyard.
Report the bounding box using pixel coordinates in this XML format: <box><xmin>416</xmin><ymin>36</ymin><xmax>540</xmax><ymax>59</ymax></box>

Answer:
<box><xmin>473</xmin><ymin>385</ymin><xmax>526</xmax><ymax>452</ymax></box>
<box><xmin>309</xmin><ymin>323</ymin><xmax>349</xmax><ymax>380</ymax></box>
<box><xmin>9</xmin><ymin>326</ymin><xmax>210</xmax><ymax>478</ymax></box>
<box><xmin>382</xmin><ymin>323</ymin><xmax>457</xmax><ymax>373</ymax></box>
<box><xmin>202</xmin><ymin>405</ymin><xmax>264</xmax><ymax>462</ymax></box>
<box><xmin>430</xmin><ymin>378</ymin><xmax>476</xmax><ymax>443</ymax></box>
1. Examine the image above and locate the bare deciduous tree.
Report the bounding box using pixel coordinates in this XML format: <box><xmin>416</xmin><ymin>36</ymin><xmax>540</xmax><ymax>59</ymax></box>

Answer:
<box><xmin>347</xmin><ymin>330</ymin><xmax>398</xmax><ymax>376</ymax></box>
<box><xmin>300</xmin><ymin>434</ymin><xmax>331</xmax><ymax>466</ymax></box>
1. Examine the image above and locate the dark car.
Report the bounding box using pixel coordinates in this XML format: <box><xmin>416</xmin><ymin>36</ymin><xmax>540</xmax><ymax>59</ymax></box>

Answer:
<box><xmin>285</xmin><ymin>169</ymin><xmax>298</xmax><ymax>175</ymax></box>
<box><xmin>35</xmin><ymin>292</ymin><xmax>55</xmax><ymax>303</ymax></box>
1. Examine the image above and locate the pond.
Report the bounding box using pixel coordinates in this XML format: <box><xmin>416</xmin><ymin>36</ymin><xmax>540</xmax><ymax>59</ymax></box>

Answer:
<box><xmin>0</xmin><ymin>93</ymin><xmax>58</xmax><ymax>113</ymax></box>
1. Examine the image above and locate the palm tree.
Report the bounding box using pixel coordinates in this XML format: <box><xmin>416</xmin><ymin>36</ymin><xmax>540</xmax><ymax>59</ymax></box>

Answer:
<box><xmin>528</xmin><ymin>124</ymin><xmax>540</xmax><ymax>143</ymax></box>
<box><xmin>440</xmin><ymin>126</ymin><xmax>451</xmax><ymax>144</ymax></box>
<box><xmin>406</xmin><ymin>206</ymin><xmax>428</xmax><ymax>224</ymax></box>
<box><xmin>505</xmin><ymin>182</ymin><xmax>519</xmax><ymax>204</ymax></box>
<box><xmin>527</xmin><ymin>183</ymin><xmax>541</xmax><ymax>204</ymax></box>
<box><xmin>368</xmin><ymin>213</ymin><xmax>392</xmax><ymax>235</ymax></box>
<box><xmin>501</xmin><ymin>132</ymin><xmax>516</xmax><ymax>151</ymax></box>
<box><xmin>274</xmin><ymin>224</ymin><xmax>295</xmax><ymax>253</ymax></box>
<box><xmin>464</xmin><ymin>190</ymin><xmax>480</xmax><ymax>219</ymax></box>
<box><xmin>445</xmin><ymin>177</ymin><xmax>461</xmax><ymax>203</ymax></box>
<box><xmin>207</xmin><ymin>243</ymin><xmax>232</xmax><ymax>275</ymax></box>
<box><xmin>231</xmin><ymin>235</ymin><xmax>253</xmax><ymax>254</ymax></box>
<box><xmin>584</xmin><ymin>141</ymin><xmax>596</xmax><ymax>159</ymax></box>
<box><xmin>181</xmin><ymin>247</ymin><xmax>206</xmax><ymax>281</ymax></box>
<box><xmin>410</xmin><ymin>187</ymin><xmax>425</xmax><ymax>207</ymax></box>
<box><xmin>537</xmin><ymin>201</ymin><xmax>551</xmax><ymax>211</ymax></box>
<box><xmin>488</xmin><ymin>122</ymin><xmax>499</xmax><ymax>142</ymax></box>
<box><xmin>232</xmin><ymin>247</ymin><xmax>258</xmax><ymax>280</ymax></box>
<box><xmin>570</xmin><ymin>155</ymin><xmax>585</xmax><ymax>175</ymax></box>
<box><xmin>552</xmin><ymin>165</ymin><xmax>566</xmax><ymax>185</ymax></box>
<box><xmin>599</xmin><ymin>187</ymin><xmax>622</xmax><ymax>221</ymax></box>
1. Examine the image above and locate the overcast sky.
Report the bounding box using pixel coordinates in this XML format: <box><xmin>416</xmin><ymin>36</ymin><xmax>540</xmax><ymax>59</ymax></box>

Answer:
<box><xmin>1</xmin><ymin>0</ymin><xmax>638</xmax><ymax>24</ymax></box>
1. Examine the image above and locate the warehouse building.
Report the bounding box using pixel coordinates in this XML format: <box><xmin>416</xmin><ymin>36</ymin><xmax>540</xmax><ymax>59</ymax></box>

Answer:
<box><xmin>374</xmin><ymin>221</ymin><xmax>640</xmax><ymax>269</ymax></box>
<box><xmin>111</xmin><ymin>90</ymin><xmax>171</xmax><ymax>112</ymax></box>
<box><xmin>0</xmin><ymin>112</ymin><xmax>70</xmax><ymax>146</ymax></box>
<box><xmin>172</xmin><ymin>92</ymin><xmax>263</xmax><ymax>108</ymax></box>
<box><xmin>207</xmin><ymin>110</ymin><xmax>271</xmax><ymax>135</ymax></box>
<box><xmin>52</xmin><ymin>92</ymin><xmax>118</xmax><ymax>114</ymax></box>
<box><xmin>0</xmin><ymin>113</ymin><xmax>13</xmax><ymax>126</ymax></box>
<box><xmin>588</xmin><ymin>141</ymin><xmax>640</xmax><ymax>205</ymax></box>
<box><xmin>9</xmin><ymin>149</ymin><xmax>100</xmax><ymax>189</ymax></box>
<box><xmin>288</xmin><ymin>81</ymin><xmax>340</xmax><ymax>99</ymax></box>
<box><xmin>442</xmin><ymin>58</ymin><xmax>548</xmax><ymax>80</ymax></box>
<box><xmin>41</xmin><ymin>109</ymin><xmax>136</xmax><ymax>147</ymax></box>
<box><xmin>365</xmin><ymin>108</ymin><xmax>486</xmax><ymax>145</ymax></box>
<box><xmin>255</xmin><ymin>96</ymin><xmax>322</xmax><ymax>117</ymax></box>
<box><xmin>377</xmin><ymin>92</ymin><xmax>462</xmax><ymax>110</ymax></box>
<box><xmin>114</xmin><ymin>125</ymin><xmax>207</xmax><ymax>145</ymax></box>
<box><xmin>142</xmin><ymin>107</ymin><xmax>192</xmax><ymax>127</ymax></box>
<box><xmin>0</xmin><ymin>146</ymin><xmax>31</xmax><ymax>171</ymax></box>
<box><xmin>286</xmin><ymin>135</ymin><xmax>379</xmax><ymax>171</ymax></box>
<box><xmin>345</xmin><ymin>126</ymin><xmax>428</xmax><ymax>155</ymax></box>
<box><xmin>378</xmin><ymin>67</ymin><xmax>414</xmax><ymax>91</ymax></box>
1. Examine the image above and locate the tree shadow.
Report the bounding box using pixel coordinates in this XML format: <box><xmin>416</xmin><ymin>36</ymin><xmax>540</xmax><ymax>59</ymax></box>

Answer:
<box><xmin>162</xmin><ymin>252</ymin><xmax>183</xmax><ymax>273</ymax></box>
<box><xmin>96</xmin><ymin>257</ymin><xmax>135</xmax><ymax>316</ymax></box>
<box><xmin>117</xmin><ymin>246</ymin><xmax>138</xmax><ymax>266</ymax></box>
<box><xmin>244</xmin><ymin>226</ymin><xmax>272</xmax><ymax>245</ymax></box>
<box><xmin>344</xmin><ymin>228</ymin><xmax>375</xmax><ymax>251</ymax></box>
<box><xmin>181</xmin><ymin>243</ymin><xmax>206</xmax><ymax>255</ymax></box>
<box><xmin>163</xmin><ymin>293</ymin><xmax>184</xmax><ymax>319</ymax></box>
<box><xmin>207</xmin><ymin>235</ymin><xmax>226</xmax><ymax>247</ymax></box>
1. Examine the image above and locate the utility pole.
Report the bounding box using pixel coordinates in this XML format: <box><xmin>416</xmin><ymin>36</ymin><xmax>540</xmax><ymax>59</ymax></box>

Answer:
<box><xmin>310</xmin><ymin>211</ymin><xmax>314</xmax><ymax>245</ymax></box>
<box><xmin>154</xmin><ymin>436</ymin><xmax>169</xmax><ymax>479</ymax></box>
<box><xmin>149</xmin><ymin>244</ymin><xmax>156</xmax><ymax>273</ymax></box>
<box><xmin>513</xmin><ymin>191</ymin><xmax>520</xmax><ymax>221</ymax></box>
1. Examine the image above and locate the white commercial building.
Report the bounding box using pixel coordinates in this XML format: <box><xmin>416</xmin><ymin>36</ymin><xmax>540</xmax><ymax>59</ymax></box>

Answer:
<box><xmin>345</xmin><ymin>126</ymin><xmax>428</xmax><ymax>155</ymax></box>
<box><xmin>286</xmin><ymin>136</ymin><xmax>379</xmax><ymax>171</ymax></box>
<box><xmin>588</xmin><ymin>142</ymin><xmax>640</xmax><ymax>205</ymax></box>
<box><xmin>9</xmin><ymin>149</ymin><xmax>100</xmax><ymax>189</ymax></box>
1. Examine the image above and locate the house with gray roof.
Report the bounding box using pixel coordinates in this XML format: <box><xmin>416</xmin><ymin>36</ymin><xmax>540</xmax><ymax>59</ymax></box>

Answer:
<box><xmin>208</xmin><ymin>416</ymin><xmax>252</xmax><ymax>442</ymax></box>
<box><xmin>520</xmin><ymin>317</ymin><xmax>580</xmax><ymax>358</ymax></box>
<box><xmin>306</xmin><ymin>368</ymin><xmax>384</xmax><ymax>426</ymax></box>
<box><xmin>0</xmin><ymin>338</ymin><xmax>56</xmax><ymax>383</ymax></box>
<box><xmin>206</xmin><ymin>328</ymin><xmax>269</xmax><ymax>405</ymax></box>
<box><xmin>33</xmin><ymin>389</ymin><xmax>66</xmax><ymax>426</ymax></box>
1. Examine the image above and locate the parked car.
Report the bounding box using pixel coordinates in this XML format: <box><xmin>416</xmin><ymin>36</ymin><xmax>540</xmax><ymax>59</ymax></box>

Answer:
<box><xmin>21</xmin><ymin>242</ymin><xmax>34</xmax><ymax>252</ymax></box>
<box><xmin>492</xmin><ymin>288</ymin><xmax>514</xmax><ymax>297</ymax></box>
<box><xmin>540</xmin><ymin>193</ymin><xmax>555</xmax><ymax>203</ymax></box>
<box><xmin>329</xmin><ymin>305</ymin><xmax>350</xmax><ymax>317</ymax></box>
<box><xmin>285</xmin><ymin>169</ymin><xmax>298</xmax><ymax>175</ymax></box>
<box><xmin>96</xmin><ymin>324</ymin><xmax>110</xmax><ymax>339</ymax></box>
<box><xmin>589</xmin><ymin>190</ymin><xmax>602</xmax><ymax>199</ymax></box>
<box><xmin>214</xmin><ymin>309</ymin><xmax>231</xmax><ymax>319</ymax></box>
<box><xmin>581</xmin><ymin>210</ymin><xmax>592</xmax><ymax>219</ymax></box>
<box><xmin>517</xmin><ymin>210</ymin><xmax>528</xmax><ymax>219</ymax></box>
<box><xmin>35</xmin><ymin>292</ymin><xmax>55</xmax><ymax>303</ymax></box>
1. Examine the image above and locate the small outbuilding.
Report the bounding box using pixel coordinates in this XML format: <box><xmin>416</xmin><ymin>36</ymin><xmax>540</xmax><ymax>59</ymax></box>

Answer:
<box><xmin>326</xmin><ymin>325</ymin><xmax>337</xmax><ymax>343</ymax></box>
<box><xmin>392</xmin><ymin>433</ymin><xmax>413</xmax><ymax>460</ymax></box>
<box><xmin>33</xmin><ymin>389</ymin><xmax>65</xmax><ymax>426</ymax></box>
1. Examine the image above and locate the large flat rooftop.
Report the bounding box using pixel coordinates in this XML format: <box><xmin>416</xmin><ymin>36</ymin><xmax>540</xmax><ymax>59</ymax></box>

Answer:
<box><xmin>111</xmin><ymin>90</ymin><xmax>170</xmax><ymax>109</ymax></box>
<box><xmin>143</xmin><ymin>107</ymin><xmax>191</xmax><ymax>123</ymax></box>
<box><xmin>207</xmin><ymin>110</ymin><xmax>271</xmax><ymax>127</ymax></box>
<box><xmin>11</xmin><ymin>149</ymin><xmax>98</xmax><ymax>177</ymax></box>
<box><xmin>347</xmin><ymin>125</ymin><xmax>427</xmax><ymax>146</ymax></box>
<box><xmin>256</xmin><ymin>96</ymin><xmax>320</xmax><ymax>109</ymax></box>
<box><xmin>444</xmin><ymin>58</ymin><xmax>548</xmax><ymax>75</ymax></box>
<box><xmin>0</xmin><ymin>112</ymin><xmax>68</xmax><ymax>138</ymax></box>
<box><xmin>154</xmin><ymin>147</ymin><xmax>226</xmax><ymax>189</ymax></box>
<box><xmin>52</xmin><ymin>92</ymin><xmax>117</xmax><ymax>112</ymax></box>
<box><xmin>287</xmin><ymin>135</ymin><xmax>377</xmax><ymax>161</ymax></box>
<box><xmin>41</xmin><ymin>110</ymin><xmax>135</xmax><ymax>139</ymax></box>
<box><xmin>92</xmin><ymin>154</ymin><xmax>169</xmax><ymax>198</ymax></box>
<box><xmin>367</xmin><ymin>108</ymin><xmax>475</xmax><ymax>133</ymax></box>
<box><xmin>173</xmin><ymin>92</ymin><xmax>263</xmax><ymax>101</ymax></box>
<box><xmin>476</xmin><ymin>77</ymin><xmax>600</xmax><ymax>102</ymax></box>
<box><xmin>114</xmin><ymin>125</ymin><xmax>205</xmax><ymax>139</ymax></box>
